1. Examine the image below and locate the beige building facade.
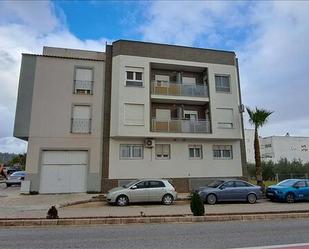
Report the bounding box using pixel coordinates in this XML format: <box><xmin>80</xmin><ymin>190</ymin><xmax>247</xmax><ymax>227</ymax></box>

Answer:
<box><xmin>14</xmin><ymin>40</ymin><xmax>246</xmax><ymax>193</ymax></box>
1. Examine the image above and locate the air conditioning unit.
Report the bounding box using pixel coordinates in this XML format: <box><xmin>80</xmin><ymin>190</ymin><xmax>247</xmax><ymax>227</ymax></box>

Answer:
<box><xmin>144</xmin><ymin>138</ymin><xmax>155</xmax><ymax>148</ymax></box>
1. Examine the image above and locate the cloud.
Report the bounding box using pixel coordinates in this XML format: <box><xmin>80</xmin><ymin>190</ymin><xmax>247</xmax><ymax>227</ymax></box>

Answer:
<box><xmin>140</xmin><ymin>2</ymin><xmax>309</xmax><ymax>137</ymax></box>
<box><xmin>0</xmin><ymin>1</ymin><xmax>108</xmax><ymax>153</ymax></box>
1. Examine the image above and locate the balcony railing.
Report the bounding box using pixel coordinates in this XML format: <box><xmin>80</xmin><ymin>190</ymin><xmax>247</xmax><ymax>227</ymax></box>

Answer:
<box><xmin>152</xmin><ymin>119</ymin><xmax>211</xmax><ymax>133</ymax></box>
<box><xmin>71</xmin><ymin>118</ymin><xmax>91</xmax><ymax>133</ymax></box>
<box><xmin>74</xmin><ymin>80</ymin><xmax>93</xmax><ymax>94</ymax></box>
<box><xmin>151</xmin><ymin>82</ymin><xmax>208</xmax><ymax>97</ymax></box>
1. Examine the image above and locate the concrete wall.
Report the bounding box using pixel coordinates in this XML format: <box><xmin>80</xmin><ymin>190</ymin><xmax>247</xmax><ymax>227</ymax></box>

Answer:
<box><xmin>109</xmin><ymin>138</ymin><xmax>243</xmax><ymax>179</ymax></box>
<box><xmin>13</xmin><ymin>55</ymin><xmax>37</xmax><ymax>140</ymax></box>
<box><xmin>24</xmin><ymin>55</ymin><xmax>105</xmax><ymax>192</ymax></box>
<box><xmin>110</xmin><ymin>55</ymin><xmax>243</xmax><ymax>140</ymax></box>
<box><xmin>261</xmin><ymin>136</ymin><xmax>309</xmax><ymax>163</ymax></box>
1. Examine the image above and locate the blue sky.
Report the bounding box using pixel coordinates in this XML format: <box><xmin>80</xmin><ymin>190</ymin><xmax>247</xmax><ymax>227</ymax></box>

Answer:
<box><xmin>0</xmin><ymin>1</ymin><xmax>309</xmax><ymax>153</ymax></box>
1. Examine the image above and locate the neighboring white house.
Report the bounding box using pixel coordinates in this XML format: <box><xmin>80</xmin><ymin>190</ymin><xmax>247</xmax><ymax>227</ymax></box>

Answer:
<box><xmin>260</xmin><ymin>135</ymin><xmax>309</xmax><ymax>163</ymax></box>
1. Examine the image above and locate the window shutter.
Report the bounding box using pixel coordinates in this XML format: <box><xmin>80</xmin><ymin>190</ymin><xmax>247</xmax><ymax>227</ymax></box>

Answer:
<box><xmin>73</xmin><ymin>106</ymin><xmax>90</xmax><ymax>119</ymax></box>
<box><xmin>76</xmin><ymin>68</ymin><xmax>92</xmax><ymax>81</ymax></box>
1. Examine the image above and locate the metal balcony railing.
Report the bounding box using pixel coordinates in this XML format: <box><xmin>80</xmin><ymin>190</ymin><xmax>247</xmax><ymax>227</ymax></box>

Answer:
<box><xmin>71</xmin><ymin>118</ymin><xmax>91</xmax><ymax>133</ymax></box>
<box><xmin>74</xmin><ymin>80</ymin><xmax>93</xmax><ymax>94</ymax></box>
<box><xmin>151</xmin><ymin>82</ymin><xmax>208</xmax><ymax>97</ymax></box>
<box><xmin>152</xmin><ymin>119</ymin><xmax>211</xmax><ymax>133</ymax></box>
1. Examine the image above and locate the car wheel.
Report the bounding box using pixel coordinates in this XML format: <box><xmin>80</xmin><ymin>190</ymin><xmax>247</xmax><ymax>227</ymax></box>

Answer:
<box><xmin>6</xmin><ymin>183</ymin><xmax>10</xmax><ymax>187</ymax></box>
<box><xmin>286</xmin><ymin>193</ymin><xmax>295</xmax><ymax>203</ymax></box>
<box><xmin>206</xmin><ymin>194</ymin><xmax>217</xmax><ymax>205</ymax></box>
<box><xmin>247</xmin><ymin>193</ymin><xmax>257</xmax><ymax>204</ymax></box>
<box><xmin>162</xmin><ymin>194</ymin><xmax>174</xmax><ymax>205</ymax></box>
<box><xmin>116</xmin><ymin>195</ymin><xmax>129</xmax><ymax>206</ymax></box>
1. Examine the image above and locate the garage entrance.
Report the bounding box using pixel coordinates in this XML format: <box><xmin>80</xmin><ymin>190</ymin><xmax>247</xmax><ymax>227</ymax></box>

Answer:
<box><xmin>39</xmin><ymin>151</ymin><xmax>88</xmax><ymax>194</ymax></box>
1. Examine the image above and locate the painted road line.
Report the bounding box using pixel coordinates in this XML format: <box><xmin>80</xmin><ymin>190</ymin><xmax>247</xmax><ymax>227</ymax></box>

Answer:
<box><xmin>231</xmin><ymin>242</ymin><xmax>309</xmax><ymax>249</ymax></box>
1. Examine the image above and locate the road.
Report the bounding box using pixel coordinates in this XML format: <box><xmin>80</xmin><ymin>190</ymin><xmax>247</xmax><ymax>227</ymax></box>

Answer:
<box><xmin>1</xmin><ymin>219</ymin><xmax>309</xmax><ymax>249</ymax></box>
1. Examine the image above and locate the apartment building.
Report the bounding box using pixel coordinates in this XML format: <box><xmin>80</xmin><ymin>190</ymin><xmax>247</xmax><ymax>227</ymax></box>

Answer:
<box><xmin>260</xmin><ymin>135</ymin><xmax>309</xmax><ymax>163</ymax></box>
<box><xmin>105</xmin><ymin>40</ymin><xmax>246</xmax><ymax>192</ymax></box>
<box><xmin>14</xmin><ymin>40</ymin><xmax>246</xmax><ymax>193</ymax></box>
<box><xmin>14</xmin><ymin>47</ymin><xmax>105</xmax><ymax>193</ymax></box>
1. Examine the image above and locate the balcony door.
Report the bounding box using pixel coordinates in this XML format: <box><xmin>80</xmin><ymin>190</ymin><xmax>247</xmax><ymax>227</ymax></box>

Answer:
<box><xmin>184</xmin><ymin>110</ymin><xmax>198</xmax><ymax>121</ymax></box>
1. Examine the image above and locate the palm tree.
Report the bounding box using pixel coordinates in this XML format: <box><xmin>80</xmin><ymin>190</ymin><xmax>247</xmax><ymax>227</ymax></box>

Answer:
<box><xmin>246</xmin><ymin>107</ymin><xmax>273</xmax><ymax>187</ymax></box>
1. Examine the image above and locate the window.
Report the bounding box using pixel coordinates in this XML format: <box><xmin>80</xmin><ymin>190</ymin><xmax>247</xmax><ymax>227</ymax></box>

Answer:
<box><xmin>294</xmin><ymin>181</ymin><xmax>306</xmax><ymax>188</ymax></box>
<box><xmin>213</xmin><ymin>145</ymin><xmax>233</xmax><ymax>159</ymax></box>
<box><xmin>217</xmin><ymin>108</ymin><xmax>233</xmax><ymax>128</ymax></box>
<box><xmin>234</xmin><ymin>181</ymin><xmax>251</xmax><ymax>187</ymax></box>
<box><xmin>189</xmin><ymin>145</ymin><xmax>203</xmax><ymax>159</ymax></box>
<box><xmin>222</xmin><ymin>181</ymin><xmax>235</xmax><ymax>188</ymax></box>
<box><xmin>120</xmin><ymin>145</ymin><xmax>143</xmax><ymax>159</ymax></box>
<box><xmin>124</xmin><ymin>104</ymin><xmax>144</xmax><ymax>125</ymax></box>
<box><xmin>71</xmin><ymin>105</ymin><xmax>91</xmax><ymax>133</ymax></box>
<box><xmin>126</xmin><ymin>67</ymin><xmax>143</xmax><ymax>87</ymax></box>
<box><xmin>148</xmin><ymin>181</ymin><xmax>165</xmax><ymax>188</ymax></box>
<box><xmin>264</xmin><ymin>144</ymin><xmax>272</xmax><ymax>148</ymax></box>
<box><xmin>74</xmin><ymin>68</ymin><xmax>93</xmax><ymax>94</ymax></box>
<box><xmin>135</xmin><ymin>181</ymin><xmax>147</xmax><ymax>189</ymax></box>
<box><xmin>215</xmin><ymin>75</ymin><xmax>230</xmax><ymax>93</ymax></box>
<box><xmin>155</xmin><ymin>144</ymin><xmax>170</xmax><ymax>159</ymax></box>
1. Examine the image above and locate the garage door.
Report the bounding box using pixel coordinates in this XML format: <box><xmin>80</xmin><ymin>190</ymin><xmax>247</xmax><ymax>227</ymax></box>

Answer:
<box><xmin>39</xmin><ymin>151</ymin><xmax>88</xmax><ymax>194</ymax></box>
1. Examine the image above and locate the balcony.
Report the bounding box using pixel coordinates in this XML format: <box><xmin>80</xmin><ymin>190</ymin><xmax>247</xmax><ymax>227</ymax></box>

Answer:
<box><xmin>74</xmin><ymin>80</ymin><xmax>93</xmax><ymax>94</ymax></box>
<box><xmin>151</xmin><ymin>82</ymin><xmax>208</xmax><ymax>98</ymax></box>
<box><xmin>152</xmin><ymin>119</ymin><xmax>211</xmax><ymax>133</ymax></box>
<box><xmin>71</xmin><ymin>118</ymin><xmax>91</xmax><ymax>133</ymax></box>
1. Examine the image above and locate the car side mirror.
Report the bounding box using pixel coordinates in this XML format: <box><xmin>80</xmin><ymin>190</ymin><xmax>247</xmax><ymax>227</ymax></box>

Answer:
<box><xmin>130</xmin><ymin>185</ymin><xmax>137</xmax><ymax>190</ymax></box>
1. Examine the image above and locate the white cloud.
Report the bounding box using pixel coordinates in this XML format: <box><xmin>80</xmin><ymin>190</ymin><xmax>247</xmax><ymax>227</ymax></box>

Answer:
<box><xmin>0</xmin><ymin>1</ymin><xmax>108</xmax><ymax>153</ymax></box>
<box><xmin>140</xmin><ymin>1</ymin><xmax>309</xmax><ymax>137</ymax></box>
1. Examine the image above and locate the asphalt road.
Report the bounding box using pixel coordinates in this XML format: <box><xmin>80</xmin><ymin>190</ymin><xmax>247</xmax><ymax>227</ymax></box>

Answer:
<box><xmin>1</xmin><ymin>219</ymin><xmax>309</xmax><ymax>249</ymax></box>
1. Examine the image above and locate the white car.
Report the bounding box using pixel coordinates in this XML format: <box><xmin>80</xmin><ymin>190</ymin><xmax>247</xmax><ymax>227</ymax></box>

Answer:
<box><xmin>106</xmin><ymin>179</ymin><xmax>177</xmax><ymax>206</ymax></box>
<box><xmin>6</xmin><ymin>171</ymin><xmax>26</xmax><ymax>187</ymax></box>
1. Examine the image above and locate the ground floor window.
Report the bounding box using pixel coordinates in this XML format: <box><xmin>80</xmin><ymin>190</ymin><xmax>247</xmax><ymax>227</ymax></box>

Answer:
<box><xmin>120</xmin><ymin>144</ymin><xmax>143</xmax><ymax>159</ymax></box>
<box><xmin>213</xmin><ymin>145</ymin><xmax>233</xmax><ymax>159</ymax></box>
<box><xmin>188</xmin><ymin>145</ymin><xmax>203</xmax><ymax>159</ymax></box>
<box><xmin>155</xmin><ymin>144</ymin><xmax>171</xmax><ymax>159</ymax></box>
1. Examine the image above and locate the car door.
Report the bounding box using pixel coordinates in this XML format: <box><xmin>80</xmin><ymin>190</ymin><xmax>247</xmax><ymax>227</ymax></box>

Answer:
<box><xmin>148</xmin><ymin>180</ymin><xmax>166</xmax><ymax>202</ymax></box>
<box><xmin>293</xmin><ymin>181</ymin><xmax>307</xmax><ymax>200</ymax></box>
<box><xmin>128</xmin><ymin>181</ymin><xmax>149</xmax><ymax>203</ymax></box>
<box><xmin>217</xmin><ymin>181</ymin><xmax>236</xmax><ymax>201</ymax></box>
<box><xmin>305</xmin><ymin>181</ymin><xmax>309</xmax><ymax>200</ymax></box>
<box><xmin>234</xmin><ymin>181</ymin><xmax>251</xmax><ymax>201</ymax></box>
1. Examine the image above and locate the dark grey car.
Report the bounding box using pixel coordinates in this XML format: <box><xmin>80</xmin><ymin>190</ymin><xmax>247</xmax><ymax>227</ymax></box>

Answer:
<box><xmin>197</xmin><ymin>179</ymin><xmax>262</xmax><ymax>205</ymax></box>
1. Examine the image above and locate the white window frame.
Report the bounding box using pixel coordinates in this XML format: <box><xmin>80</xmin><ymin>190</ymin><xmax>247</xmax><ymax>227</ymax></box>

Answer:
<box><xmin>155</xmin><ymin>144</ymin><xmax>171</xmax><ymax>160</ymax></box>
<box><xmin>124</xmin><ymin>103</ymin><xmax>145</xmax><ymax>126</ymax></box>
<box><xmin>188</xmin><ymin>145</ymin><xmax>203</xmax><ymax>160</ymax></box>
<box><xmin>125</xmin><ymin>67</ymin><xmax>144</xmax><ymax>87</ymax></box>
<box><xmin>213</xmin><ymin>145</ymin><xmax>233</xmax><ymax>160</ymax></box>
<box><xmin>215</xmin><ymin>74</ymin><xmax>231</xmax><ymax>93</ymax></box>
<box><xmin>71</xmin><ymin>104</ymin><xmax>92</xmax><ymax>134</ymax></box>
<box><xmin>120</xmin><ymin>144</ymin><xmax>144</xmax><ymax>160</ymax></box>
<box><xmin>216</xmin><ymin>108</ymin><xmax>234</xmax><ymax>129</ymax></box>
<box><xmin>74</xmin><ymin>67</ymin><xmax>94</xmax><ymax>95</ymax></box>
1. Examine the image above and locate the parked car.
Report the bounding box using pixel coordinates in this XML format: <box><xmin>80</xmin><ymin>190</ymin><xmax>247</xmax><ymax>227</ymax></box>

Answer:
<box><xmin>197</xmin><ymin>179</ymin><xmax>263</xmax><ymax>205</ymax></box>
<box><xmin>266</xmin><ymin>179</ymin><xmax>309</xmax><ymax>203</ymax></box>
<box><xmin>106</xmin><ymin>179</ymin><xmax>177</xmax><ymax>206</ymax></box>
<box><xmin>6</xmin><ymin>165</ymin><xmax>22</xmax><ymax>175</ymax></box>
<box><xmin>6</xmin><ymin>171</ymin><xmax>26</xmax><ymax>187</ymax></box>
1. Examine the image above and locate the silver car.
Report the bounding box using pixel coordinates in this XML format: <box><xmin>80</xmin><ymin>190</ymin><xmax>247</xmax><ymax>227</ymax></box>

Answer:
<box><xmin>106</xmin><ymin>179</ymin><xmax>177</xmax><ymax>206</ymax></box>
<box><xmin>6</xmin><ymin>171</ymin><xmax>26</xmax><ymax>187</ymax></box>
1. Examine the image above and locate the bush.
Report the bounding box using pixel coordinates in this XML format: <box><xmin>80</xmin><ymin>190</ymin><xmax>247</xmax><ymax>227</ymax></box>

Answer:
<box><xmin>190</xmin><ymin>192</ymin><xmax>205</xmax><ymax>216</ymax></box>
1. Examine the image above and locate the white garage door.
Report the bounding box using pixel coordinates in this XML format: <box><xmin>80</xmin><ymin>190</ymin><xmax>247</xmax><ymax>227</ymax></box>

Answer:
<box><xmin>39</xmin><ymin>151</ymin><xmax>88</xmax><ymax>194</ymax></box>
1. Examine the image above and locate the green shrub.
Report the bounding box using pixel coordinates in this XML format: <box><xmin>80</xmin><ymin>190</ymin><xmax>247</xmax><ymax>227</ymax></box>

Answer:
<box><xmin>190</xmin><ymin>192</ymin><xmax>205</xmax><ymax>216</ymax></box>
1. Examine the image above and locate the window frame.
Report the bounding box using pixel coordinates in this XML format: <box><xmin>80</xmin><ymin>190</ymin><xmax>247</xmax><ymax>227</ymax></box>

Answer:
<box><xmin>213</xmin><ymin>145</ymin><xmax>233</xmax><ymax>160</ymax></box>
<box><xmin>188</xmin><ymin>145</ymin><xmax>203</xmax><ymax>160</ymax></box>
<box><xmin>119</xmin><ymin>144</ymin><xmax>144</xmax><ymax>160</ymax></box>
<box><xmin>71</xmin><ymin>104</ymin><xmax>92</xmax><ymax>134</ymax></box>
<box><xmin>125</xmin><ymin>68</ymin><xmax>144</xmax><ymax>87</ymax></box>
<box><xmin>73</xmin><ymin>66</ymin><xmax>94</xmax><ymax>95</ymax></box>
<box><xmin>215</xmin><ymin>74</ymin><xmax>231</xmax><ymax>93</ymax></box>
<box><xmin>155</xmin><ymin>144</ymin><xmax>171</xmax><ymax>160</ymax></box>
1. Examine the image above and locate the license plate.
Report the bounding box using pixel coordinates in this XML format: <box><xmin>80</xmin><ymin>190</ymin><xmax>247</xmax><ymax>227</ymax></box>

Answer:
<box><xmin>267</xmin><ymin>193</ymin><xmax>274</xmax><ymax>196</ymax></box>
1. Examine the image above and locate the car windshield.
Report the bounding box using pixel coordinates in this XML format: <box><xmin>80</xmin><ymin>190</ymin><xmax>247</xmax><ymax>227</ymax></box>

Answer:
<box><xmin>277</xmin><ymin>179</ymin><xmax>297</xmax><ymax>187</ymax></box>
<box><xmin>208</xmin><ymin>180</ymin><xmax>225</xmax><ymax>188</ymax></box>
<box><xmin>11</xmin><ymin>172</ymin><xmax>24</xmax><ymax>176</ymax></box>
<box><xmin>123</xmin><ymin>180</ymin><xmax>140</xmax><ymax>188</ymax></box>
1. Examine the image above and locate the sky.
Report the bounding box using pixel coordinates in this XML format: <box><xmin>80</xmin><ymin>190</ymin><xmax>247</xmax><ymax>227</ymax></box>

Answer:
<box><xmin>0</xmin><ymin>1</ymin><xmax>309</xmax><ymax>153</ymax></box>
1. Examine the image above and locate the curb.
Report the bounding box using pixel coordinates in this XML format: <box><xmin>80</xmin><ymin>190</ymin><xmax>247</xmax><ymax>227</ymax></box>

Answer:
<box><xmin>1</xmin><ymin>212</ymin><xmax>309</xmax><ymax>227</ymax></box>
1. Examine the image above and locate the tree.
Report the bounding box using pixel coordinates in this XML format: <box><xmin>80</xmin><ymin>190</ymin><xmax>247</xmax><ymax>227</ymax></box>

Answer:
<box><xmin>8</xmin><ymin>153</ymin><xmax>27</xmax><ymax>169</ymax></box>
<box><xmin>190</xmin><ymin>192</ymin><xmax>205</xmax><ymax>216</ymax></box>
<box><xmin>247</xmin><ymin>107</ymin><xmax>273</xmax><ymax>187</ymax></box>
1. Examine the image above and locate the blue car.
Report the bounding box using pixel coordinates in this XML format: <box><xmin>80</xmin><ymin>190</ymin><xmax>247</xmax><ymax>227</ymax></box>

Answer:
<box><xmin>266</xmin><ymin>179</ymin><xmax>309</xmax><ymax>203</ymax></box>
